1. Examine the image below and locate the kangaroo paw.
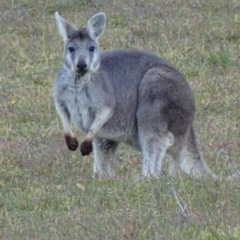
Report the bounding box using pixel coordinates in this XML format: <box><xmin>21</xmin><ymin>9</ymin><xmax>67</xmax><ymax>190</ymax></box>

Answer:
<box><xmin>65</xmin><ymin>135</ymin><xmax>79</xmax><ymax>151</ymax></box>
<box><xmin>80</xmin><ymin>139</ymin><xmax>93</xmax><ymax>156</ymax></box>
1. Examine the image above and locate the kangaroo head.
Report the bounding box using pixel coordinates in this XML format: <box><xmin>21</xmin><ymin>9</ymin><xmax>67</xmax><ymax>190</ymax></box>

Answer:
<box><xmin>55</xmin><ymin>12</ymin><xmax>106</xmax><ymax>76</ymax></box>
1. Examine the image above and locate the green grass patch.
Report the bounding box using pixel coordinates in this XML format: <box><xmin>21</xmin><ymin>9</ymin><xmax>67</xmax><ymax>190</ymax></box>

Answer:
<box><xmin>0</xmin><ymin>0</ymin><xmax>240</xmax><ymax>239</ymax></box>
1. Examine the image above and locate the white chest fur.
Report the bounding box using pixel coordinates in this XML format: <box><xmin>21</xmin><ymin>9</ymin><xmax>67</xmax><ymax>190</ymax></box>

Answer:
<box><xmin>60</xmin><ymin>82</ymin><xmax>95</xmax><ymax>134</ymax></box>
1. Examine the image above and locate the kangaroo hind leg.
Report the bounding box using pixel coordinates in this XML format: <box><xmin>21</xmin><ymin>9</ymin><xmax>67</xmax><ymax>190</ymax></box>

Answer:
<box><xmin>93</xmin><ymin>138</ymin><xmax>118</xmax><ymax>178</ymax></box>
<box><xmin>139</xmin><ymin>131</ymin><xmax>174</xmax><ymax>178</ymax></box>
<box><xmin>137</xmin><ymin>67</ymin><xmax>177</xmax><ymax>178</ymax></box>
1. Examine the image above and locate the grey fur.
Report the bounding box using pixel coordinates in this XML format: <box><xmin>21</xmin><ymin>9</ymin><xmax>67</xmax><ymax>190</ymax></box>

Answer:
<box><xmin>53</xmin><ymin>12</ymin><xmax>217</xmax><ymax>179</ymax></box>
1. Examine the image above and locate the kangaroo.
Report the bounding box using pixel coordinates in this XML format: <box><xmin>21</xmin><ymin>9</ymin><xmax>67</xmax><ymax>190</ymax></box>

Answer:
<box><xmin>53</xmin><ymin>12</ymin><xmax>217</xmax><ymax>179</ymax></box>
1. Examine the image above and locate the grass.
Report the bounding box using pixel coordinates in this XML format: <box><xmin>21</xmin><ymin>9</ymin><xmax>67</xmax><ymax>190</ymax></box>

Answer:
<box><xmin>0</xmin><ymin>0</ymin><xmax>240</xmax><ymax>239</ymax></box>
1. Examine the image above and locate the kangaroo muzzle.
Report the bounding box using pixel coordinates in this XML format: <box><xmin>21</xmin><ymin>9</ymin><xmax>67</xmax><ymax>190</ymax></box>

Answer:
<box><xmin>76</xmin><ymin>59</ymin><xmax>88</xmax><ymax>75</ymax></box>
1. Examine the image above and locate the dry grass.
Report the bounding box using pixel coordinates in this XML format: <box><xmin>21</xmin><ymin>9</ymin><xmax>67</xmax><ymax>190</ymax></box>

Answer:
<box><xmin>0</xmin><ymin>0</ymin><xmax>240</xmax><ymax>239</ymax></box>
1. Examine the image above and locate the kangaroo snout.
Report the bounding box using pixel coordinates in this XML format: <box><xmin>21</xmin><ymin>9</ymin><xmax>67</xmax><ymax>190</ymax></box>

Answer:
<box><xmin>76</xmin><ymin>60</ymin><xmax>88</xmax><ymax>75</ymax></box>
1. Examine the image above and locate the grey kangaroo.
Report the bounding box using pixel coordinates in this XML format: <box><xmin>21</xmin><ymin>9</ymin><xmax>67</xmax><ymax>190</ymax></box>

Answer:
<box><xmin>53</xmin><ymin>12</ymin><xmax>217</xmax><ymax>179</ymax></box>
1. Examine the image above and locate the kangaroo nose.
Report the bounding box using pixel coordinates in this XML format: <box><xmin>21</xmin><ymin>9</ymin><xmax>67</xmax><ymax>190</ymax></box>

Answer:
<box><xmin>77</xmin><ymin>61</ymin><xmax>87</xmax><ymax>71</ymax></box>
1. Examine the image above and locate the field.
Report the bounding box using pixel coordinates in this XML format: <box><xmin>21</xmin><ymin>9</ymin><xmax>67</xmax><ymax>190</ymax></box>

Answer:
<box><xmin>0</xmin><ymin>0</ymin><xmax>240</xmax><ymax>239</ymax></box>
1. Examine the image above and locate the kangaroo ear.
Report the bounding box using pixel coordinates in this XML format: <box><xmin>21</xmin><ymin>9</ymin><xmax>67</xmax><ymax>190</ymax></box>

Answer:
<box><xmin>87</xmin><ymin>12</ymin><xmax>106</xmax><ymax>39</ymax></box>
<box><xmin>54</xmin><ymin>12</ymin><xmax>78</xmax><ymax>41</ymax></box>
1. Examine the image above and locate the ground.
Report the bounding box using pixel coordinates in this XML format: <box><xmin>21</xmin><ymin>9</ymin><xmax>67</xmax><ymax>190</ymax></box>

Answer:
<box><xmin>0</xmin><ymin>0</ymin><xmax>240</xmax><ymax>239</ymax></box>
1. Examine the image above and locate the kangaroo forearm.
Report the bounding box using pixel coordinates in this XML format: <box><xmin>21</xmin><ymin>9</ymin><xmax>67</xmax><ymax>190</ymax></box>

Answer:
<box><xmin>85</xmin><ymin>107</ymin><xmax>113</xmax><ymax>141</ymax></box>
<box><xmin>55</xmin><ymin>100</ymin><xmax>74</xmax><ymax>137</ymax></box>
<box><xmin>54</xmin><ymin>100</ymin><xmax>78</xmax><ymax>151</ymax></box>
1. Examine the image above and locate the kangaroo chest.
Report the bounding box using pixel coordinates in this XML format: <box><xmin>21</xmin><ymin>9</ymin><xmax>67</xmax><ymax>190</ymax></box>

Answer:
<box><xmin>62</xmin><ymin>84</ymin><xmax>95</xmax><ymax>134</ymax></box>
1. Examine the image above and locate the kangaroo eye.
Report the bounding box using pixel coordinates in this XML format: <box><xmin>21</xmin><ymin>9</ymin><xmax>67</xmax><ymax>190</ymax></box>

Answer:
<box><xmin>89</xmin><ymin>46</ymin><xmax>95</xmax><ymax>52</ymax></box>
<box><xmin>68</xmin><ymin>47</ymin><xmax>75</xmax><ymax>53</ymax></box>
